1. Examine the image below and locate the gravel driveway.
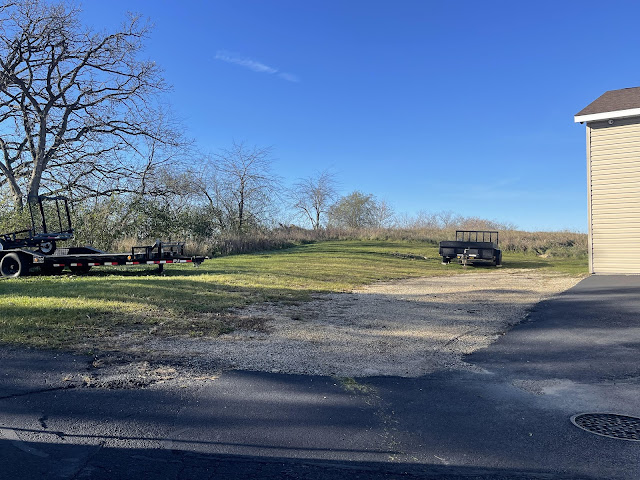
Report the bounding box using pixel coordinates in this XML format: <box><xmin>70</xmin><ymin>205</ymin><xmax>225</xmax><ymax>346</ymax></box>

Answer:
<box><xmin>131</xmin><ymin>270</ymin><xmax>583</xmax><ymax>379</ymax></box>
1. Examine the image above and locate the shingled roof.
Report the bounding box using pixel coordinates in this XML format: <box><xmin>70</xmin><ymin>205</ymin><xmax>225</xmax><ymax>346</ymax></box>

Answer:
<box><xmin>575</xmin><ymin>87</ymin><xmax>640</xmax><ymax>123</ymax></box>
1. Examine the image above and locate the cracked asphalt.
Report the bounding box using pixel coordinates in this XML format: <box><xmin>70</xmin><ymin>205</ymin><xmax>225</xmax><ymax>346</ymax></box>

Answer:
<box><xmin>0</xmin><ymin>275</ymin><xmax>639</xmax><ymax>479</ymax></box>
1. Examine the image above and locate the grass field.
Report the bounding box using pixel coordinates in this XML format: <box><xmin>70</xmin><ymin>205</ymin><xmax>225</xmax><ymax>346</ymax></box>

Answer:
<box><xmin>0</xmin><ymin>240</ymin><xmax>588</xmax><ymax>350</ymax></box>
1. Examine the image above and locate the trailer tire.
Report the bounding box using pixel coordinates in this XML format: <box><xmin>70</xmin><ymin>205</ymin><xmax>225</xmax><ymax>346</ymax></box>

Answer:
<box><xmin>69</xmin><ymin>265</ymin><xmax>91</xmax><ymax>275</ymax></box>
<box><xmin>1</xmin><ymin>253</ymin><xmax>29</xmax><ymax>278</ymax></box>
<box><xmin>38</xmin><ymin>241</ymin><xmax>56</xmax><ymax>255</ymax></box>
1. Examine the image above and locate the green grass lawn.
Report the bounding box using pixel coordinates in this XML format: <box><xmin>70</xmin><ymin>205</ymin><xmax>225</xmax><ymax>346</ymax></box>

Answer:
<box><xmin>0</xmin><ymin>240</ymin><xmax>588</xmax><ymax>350</ymax></box>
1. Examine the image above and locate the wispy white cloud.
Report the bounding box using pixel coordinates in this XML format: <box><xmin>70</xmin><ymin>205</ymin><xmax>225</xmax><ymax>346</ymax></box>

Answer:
<box><xmin>278</xmin><ymin>72</ymin><xmax>300</xmax><ymax>83</ymax></box>
<box><xmin>215</xmin><ymin>51</ymin><xmax>277</xmax><ymax>74</ymax></box>
<box><xmin>215</xmin><ymin>50</ymin><xmax>299</xmax><ymax>82</ymax></box>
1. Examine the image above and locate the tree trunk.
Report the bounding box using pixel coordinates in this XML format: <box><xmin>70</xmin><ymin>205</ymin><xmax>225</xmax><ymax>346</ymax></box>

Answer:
<box><xmin>238</xmin><ymin>190</ymin><xmax>244</xmax><ymax>232</ymax></box>
<box><xmin>7</xmin><ymin>178</ymin><xmax>24</xmax><ymax>209</ymax></box>
<box><xmin>27</xmin><ymin>163</ymin><xmax>44</xmax><ymax>203</ymax></box>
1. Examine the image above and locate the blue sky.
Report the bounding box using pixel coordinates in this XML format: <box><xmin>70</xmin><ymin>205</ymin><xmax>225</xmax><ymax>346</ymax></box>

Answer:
<box><xmin>78</xmin><ymin>1</ymin><xmax>640</xmax><ymax>232</ymax></box>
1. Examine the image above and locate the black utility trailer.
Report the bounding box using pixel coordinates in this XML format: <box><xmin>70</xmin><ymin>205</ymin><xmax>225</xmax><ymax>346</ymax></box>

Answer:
<box><xmin>439</xmin><ymin>230</ymin><xmax>502</xmax><ymax>267</ymax></box>
<box><xmin>0</xmin><ymin>196</ymin><xmax>206</xmax><ymax>278</ymax></box>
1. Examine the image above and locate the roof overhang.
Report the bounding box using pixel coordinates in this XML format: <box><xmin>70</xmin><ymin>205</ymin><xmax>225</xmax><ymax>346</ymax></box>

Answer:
<box><xmin>574</xmin><ymin>107</ymin><xmax>640</xmax><ymax>123</ymax></box>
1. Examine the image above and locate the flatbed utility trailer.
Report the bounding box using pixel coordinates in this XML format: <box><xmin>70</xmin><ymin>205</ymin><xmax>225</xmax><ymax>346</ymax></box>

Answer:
<box><xmin>0</xmin><ymin>240</ymin><xmax>206</xmax><ymax>278</ymax></box>
<box><xmin>0</xmin><ymin>195</ymin><xmax>207</xmax><ymax>278</ymax></box>
<box><xmin>439</xmin><ymin>230</ymin><xmax>502</xmax><ymax>267</ymax></box>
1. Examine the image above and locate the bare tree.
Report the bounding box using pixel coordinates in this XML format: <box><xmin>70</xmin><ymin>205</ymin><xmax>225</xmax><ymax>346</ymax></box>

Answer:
<box><xmin>373</xmin><ymin>198</ymin><xmax>395</xmax><ymax>228</ymax></box>
<box><xmin>203</xmin><ymin>142</ymin><xmax>281</xmax><ymax>233</ymax></box>
<box><xmin>190</xmin><ymin>159</ymin><xmax>230</xmax><ymax>232</ymax></box>
<box><xmin>55</xmin><ymin>110</ymin><xmax>190</xmax><ymax>201</ymax></box>
<box><xmin>0</xmin><ymin>0</ymin><xmax>173</xmax><ymax>208</ymax></box>
<box><xmin>289</xmin><ymin>170</ymin><xmax>337</xmax><ymax>230</ymax></box>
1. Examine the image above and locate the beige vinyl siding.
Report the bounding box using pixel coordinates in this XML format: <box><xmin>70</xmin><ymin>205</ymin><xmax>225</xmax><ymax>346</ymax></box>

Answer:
<box><xmin>588</xmin><ymin>117</ymin><xmax>640</xmax><ymax>273</ymax></box>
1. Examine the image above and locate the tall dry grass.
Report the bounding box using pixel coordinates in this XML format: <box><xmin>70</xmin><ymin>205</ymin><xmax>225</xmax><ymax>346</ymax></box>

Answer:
<box><xmin>499</xmin><ymin>230</ymin><xmax>587</xmax><ymax>257</ymax></box>
<box><xmin>99</xmin><ymin>226</ymin><xmax>588</xmax><ymax>259</ymax></box>
<box><xmin>171</xmin><ymin>227</ymin><xmax>587</xmax><ymax>258</ymax></box>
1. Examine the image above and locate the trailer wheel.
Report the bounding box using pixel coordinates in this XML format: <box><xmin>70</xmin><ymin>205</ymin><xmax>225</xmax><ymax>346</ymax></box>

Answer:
<box><xmin>69</xmin><ymin>265</ymin><xmax>91</xmax><ymax>275</ymax></box>
<box><xmin>38</xmin><ymin>241</ymin><xmax>56</xmax><ymax>255</ymax></box>
<box><xmin>1</xmin><ymin>253</ymin><xmax>29</xmax><ymax>278</ymax></box>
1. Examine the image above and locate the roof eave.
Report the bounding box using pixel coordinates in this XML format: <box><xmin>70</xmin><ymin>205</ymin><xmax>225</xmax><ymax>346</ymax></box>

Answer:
<box><xmin>574</xmin><ymin>107</ymin><xmax>640</xmax><ymax>123</ymax></box>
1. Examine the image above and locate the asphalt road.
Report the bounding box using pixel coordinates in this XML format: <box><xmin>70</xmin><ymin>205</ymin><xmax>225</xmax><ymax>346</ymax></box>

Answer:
<box><xmin>0</xmin><ymin>275</ymin><xmax>639</xmax><ymax>479</ymax></box>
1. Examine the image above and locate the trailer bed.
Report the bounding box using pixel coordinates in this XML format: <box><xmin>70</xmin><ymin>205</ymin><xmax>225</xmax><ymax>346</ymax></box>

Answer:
<box><xmin>0</xmin><ymin>242</ymin><xmax>207</xmax><ymax>278</ymax></box>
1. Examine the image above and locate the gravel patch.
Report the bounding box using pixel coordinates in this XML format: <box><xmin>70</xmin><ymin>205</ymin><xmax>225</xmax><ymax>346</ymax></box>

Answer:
<box><xmin>132</xmin><ymin>270</ymin><xmax>583</xmax><ymax>378</ymax></box>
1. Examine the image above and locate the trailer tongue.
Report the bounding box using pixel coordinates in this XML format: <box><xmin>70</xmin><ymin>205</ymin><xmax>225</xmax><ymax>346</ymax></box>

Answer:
<box><xmin>0</xmin><ymin>196</ymin><xmax>207</xmax><ymax>278</ymax></box>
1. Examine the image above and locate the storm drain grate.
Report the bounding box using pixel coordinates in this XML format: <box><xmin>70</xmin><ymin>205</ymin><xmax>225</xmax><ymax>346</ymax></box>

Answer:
<box><xmin>571</xmin><ymin>413</ymin><xmax>640</xmax><ymax>441</ymax></box>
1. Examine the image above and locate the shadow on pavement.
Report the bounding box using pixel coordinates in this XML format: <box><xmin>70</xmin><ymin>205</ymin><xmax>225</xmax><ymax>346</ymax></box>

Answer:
<box><xmin>0</xmin><ymin>438</ymin><xmax>599</xmax><ymax>479</ymax></box>
<box><xmin>467</xmin><ymin>275</ymin><xmax>640</xmax><ymax>382</ymax></box>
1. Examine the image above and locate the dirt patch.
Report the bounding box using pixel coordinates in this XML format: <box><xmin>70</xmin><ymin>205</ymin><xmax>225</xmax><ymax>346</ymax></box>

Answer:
<box><xmin>110</xmin><ymin>270</ymin><xmax>582</xmax><ymax>379</ymax></box>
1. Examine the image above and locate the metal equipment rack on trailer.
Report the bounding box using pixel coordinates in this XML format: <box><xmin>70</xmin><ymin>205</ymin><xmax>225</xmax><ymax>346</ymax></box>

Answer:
<box><xmin>439</xmin><ymin>230</ymin><xmax>502</xmax><ymax>267</ymax></box>
<box><xmin>0</xmin><ymin>195</ymin><xmax>207</xmax><ymax>278</ymax></box>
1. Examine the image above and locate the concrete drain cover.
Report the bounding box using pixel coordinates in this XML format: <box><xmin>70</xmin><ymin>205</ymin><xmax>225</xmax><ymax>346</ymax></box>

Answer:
<box><xmin>571</xmin><ymin>413</ymin><xmax>640</xmax><ymax>441</ymax></box>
